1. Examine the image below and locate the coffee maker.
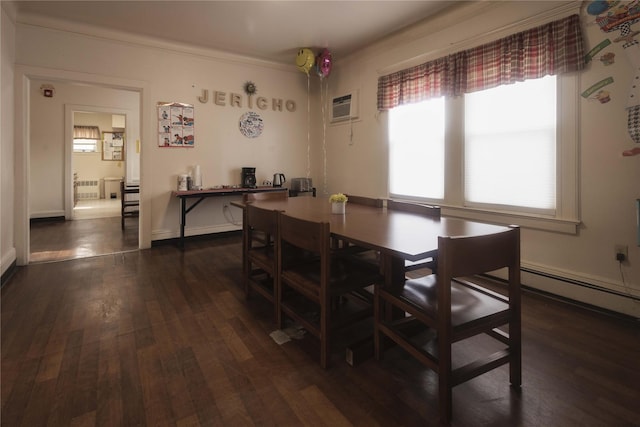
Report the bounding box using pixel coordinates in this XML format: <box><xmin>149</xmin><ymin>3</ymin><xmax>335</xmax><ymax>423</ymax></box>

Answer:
<box><xmin>241</xmin><ymin>167</ymin><xmax>257</xmax><ymax>188</ymax></box>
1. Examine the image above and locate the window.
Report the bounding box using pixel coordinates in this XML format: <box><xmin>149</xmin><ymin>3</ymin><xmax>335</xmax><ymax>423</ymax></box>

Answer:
<box><xmin>73</xmin><ymin>138</ymin><xmax>98</xmax><ymax>153</ymax></box>
<box><xmin>73</xmin><ymin>125</ymin><xmax>101</xmax><ymax>153</ymax></box>
<box><xmin>389</xmin><ymin>97</ymin><xmax>445</xmax><ymax>199</ymax></box>
<box><xmin>464</xmin><ymin>75</ymin><xmax>556</xmax><ymax>214</ymax></box>
<box><xmin>388</xmin><ymin>74</ymin><xmax>580</xmax><ymax>233</ymax></box>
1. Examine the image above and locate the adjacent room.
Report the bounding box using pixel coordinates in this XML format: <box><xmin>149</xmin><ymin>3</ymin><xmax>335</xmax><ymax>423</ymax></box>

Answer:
<box><xmin>1</xmin><ymin>1</ymin><xmax>638</xmax><ymax>425</ymax></box>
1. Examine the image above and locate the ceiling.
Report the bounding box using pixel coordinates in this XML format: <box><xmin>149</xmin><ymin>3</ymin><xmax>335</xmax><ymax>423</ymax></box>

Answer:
<box><xmin>11</xmin><ymin>0</ymin><xmax>455</xmax><ymax>66</ymax></box>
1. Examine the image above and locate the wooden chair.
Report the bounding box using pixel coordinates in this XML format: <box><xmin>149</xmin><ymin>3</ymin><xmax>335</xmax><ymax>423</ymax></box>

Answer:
<box><xmin>120</xmin><ymin>181</ymin><xmax>139</xmax><ymax>230</ymax></box>
<box><xmin>242</xmin><ymin>190</ymin><xmax>288</xmax><ymax>246</ymax></box>
<box><xmin>344</xmin><ymin>194</ymin><xmax>383</xmax><ymax>208</ymax></box>
<box><xmin>277</xmin><ymin>212</ymin><xmax>383</xmax><ymax>368</ymax></box>
<box><xmin>387</xmin><ymin>200</ymin><xmax>441</xmax><ymax>274</ymax></box>
<box><xmin>244</xmin><ymin>204</ymin><xmax>280</xmax><ymax>324</ymax></box>
<box><xmin>337</xmin><ymin>195</ymin><xmax>383</xmax><ymax>253</ymax></box>
<box><xmin>374</xmin><ymin>226</ymin><xmax>521</xmax><ymax>424</ymax></box>
<box><xmin>386</xmin><ymin>199</ymin><xmax>440</xmax><ymax>216</ymax></box>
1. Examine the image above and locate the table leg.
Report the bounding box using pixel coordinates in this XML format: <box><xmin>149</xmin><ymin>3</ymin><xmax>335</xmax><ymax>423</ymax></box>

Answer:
<box><xmin>382</xmin><ymin>255</ymin><xmax>407</xmax><ymax>320</ymax></box>
<box><xmin>345</xmin><ymin>253</ymin><xmax>406</xmax><ymax>366</ymax></box>
<box><xmin>180</xmin><ymin>197</ymin><xmax>186</xmax><ymax>249</ymax></box>
<box><xmin>241</xmin><ymin>206</ymin><xmax>249</xmax><ymax>284</ymax></box>
<box><xmin>178</xmin><ymin>196</ymin><xmax>207</xmax><ymax>249</ymax></box>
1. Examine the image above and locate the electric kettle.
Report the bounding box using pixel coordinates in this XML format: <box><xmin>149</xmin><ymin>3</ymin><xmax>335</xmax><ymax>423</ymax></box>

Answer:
<box><xmin>273</xmin><ymin>173</ymin><xmax>286</xmax><ymax>187</ymax></box>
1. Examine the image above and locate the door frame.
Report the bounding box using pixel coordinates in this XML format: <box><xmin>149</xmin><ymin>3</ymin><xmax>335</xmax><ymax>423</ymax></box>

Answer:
<box><xmin>14</xmin><ymin>64</ymin><xmax>149</xmax><ymax>265</ymax></box>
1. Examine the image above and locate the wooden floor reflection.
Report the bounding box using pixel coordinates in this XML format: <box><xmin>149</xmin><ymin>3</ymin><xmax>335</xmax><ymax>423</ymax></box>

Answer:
<box><xmin>3</xmin><ymin>235</ymin><xmax>639</xmax><ymax>426</ymax></box>
<box><xmin>30</xmin><ymin>216</ymin><xmax>138</xmax><ymax>263</ymax></box>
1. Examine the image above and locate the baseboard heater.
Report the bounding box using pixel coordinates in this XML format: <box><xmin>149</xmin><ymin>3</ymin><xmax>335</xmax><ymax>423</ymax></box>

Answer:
<box><xmin>520</xmin><ymin>266</ymin><xmax>640</xmax><ymax>302</ymax></box>
<box><xmin>77</xmin><ymin>180</ymin><xmax>100</xmax><ymax>199</ymax></box>
<box><xmin>480</xmin><ymin>268</ymin><xmax>638</xmax><ymax>323</ymax></box>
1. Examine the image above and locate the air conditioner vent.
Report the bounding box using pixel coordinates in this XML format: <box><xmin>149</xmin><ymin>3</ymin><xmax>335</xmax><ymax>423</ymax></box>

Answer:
<box><xmin>331</xmin><ymin>91</ymin><xmax>358</xmax><ymax>122</ymax></box>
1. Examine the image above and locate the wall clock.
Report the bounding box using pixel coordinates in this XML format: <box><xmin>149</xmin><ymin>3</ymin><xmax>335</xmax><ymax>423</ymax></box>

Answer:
<box><xmin>239</xmin><ymin>111</ymin><xmax>263</xmax><ymax>138</ymax></box>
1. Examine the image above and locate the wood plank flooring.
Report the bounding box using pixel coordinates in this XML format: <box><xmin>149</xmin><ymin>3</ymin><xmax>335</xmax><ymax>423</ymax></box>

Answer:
<box><xmin>2</xmin><ymin>234</ymin><xmax>639</xmax><ymax>426</ymax></box>
<box><xmin>30</xmin><ymin>216</ymin><xmax>138</xmax><ymax>263</ymax></box>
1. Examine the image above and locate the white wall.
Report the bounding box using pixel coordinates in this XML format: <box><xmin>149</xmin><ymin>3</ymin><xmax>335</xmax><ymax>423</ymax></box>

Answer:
<box><xmin>13</xmin><ymin>17</ymin><xmax>312</xmax><ymax>254</ymax></box>
<box><xmin>1</xmin><ymin>5</ymin><xmax>16</xmax><ymax>278</ymax></box>
<box><xmin>324</xmin><ymin>1</ymin><xmax>640</xmax><ymax>317</ymax></box>
<box><xmin>29</xmin><ymin>80</ymin><xmax>140</xmax><ymax>217</ymax></box>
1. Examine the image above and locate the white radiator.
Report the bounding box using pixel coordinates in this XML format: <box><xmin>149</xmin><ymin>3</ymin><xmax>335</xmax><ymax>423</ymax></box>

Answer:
<box><xmin>76</xmin><ymin>179</ymin><xmax>100</xmax><ymax>200</ymax></box>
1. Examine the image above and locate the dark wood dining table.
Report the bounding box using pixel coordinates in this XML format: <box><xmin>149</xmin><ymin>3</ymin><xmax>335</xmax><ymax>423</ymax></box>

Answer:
<box><xmin>234</xmin><ymin>196</ymin><xmax>515</xmax><ymax>365</ymax></box>
<box><xmin>235</xmin><ymin>197</ymin><xmax>512</xmax><ymax>288</ymax></box>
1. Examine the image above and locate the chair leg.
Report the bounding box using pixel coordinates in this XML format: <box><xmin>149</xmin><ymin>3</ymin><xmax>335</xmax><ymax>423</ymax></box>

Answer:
<box><xmin>373</xmin><ymin>286</ymin><xmax>383</xmax><ymax>361</ymax></box>
<box><xmin>438</xmin><ymin>338</ymin><xmax>453</xmax><ymax>424</ymax></box>
<box><xmin>510</xmin><ymin>319</ymin><xmax>522</xmax><ymax>387</ymax></box>
<box><xmin>438</xmin><ymin>379</ymin><xmax>452</xmax><ymax>425</ymax></box>
<box><xmin>273</xmin><ymin>289</ymin><xmax>280</xmax><ymax>327</ymax></box>
<box><xmin>243</xmin><ymin>264</ymin><xmax>251</xmax><ymax>300</ymax></box>
<box><xmin>320</xmin><ymin>297</ymin><xmax>331</xmax><ymax>369</ymax></box>
<box><xmin>275</xmin><ymin>273</ymin><xmax>282</xmax><ymax>329</ymax></box>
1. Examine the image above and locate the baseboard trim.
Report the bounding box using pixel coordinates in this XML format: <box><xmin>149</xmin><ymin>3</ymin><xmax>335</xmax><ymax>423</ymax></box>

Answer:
<box><xmin>30</xmin><ymin>210</ymin><xmax>65</xmax><ymax>219</ymax></box>
<box><xmin>151</xmin><ymin>223</ymin><xmax>242</xmax><ymax>242</ymax></box>
<box><xmin>151</xmin><ymin>230</ymin><xmax>242</xmax><ymax>247</ymax></box>
<box><xmin>1</xmin><ymin>259</ymin><xmax>17</xmax><ymax>288</ymax></box>
<box><xmin>30</xmin><ymin>216</ymin><xmax>65</xmax><ymax>224</ymax></box>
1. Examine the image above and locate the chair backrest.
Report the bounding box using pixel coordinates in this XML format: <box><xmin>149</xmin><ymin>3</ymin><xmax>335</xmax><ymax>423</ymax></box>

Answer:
<box><xmin>246</xmin><ymin>204</ymin><xmax>279</xmax><ymax>240</ymax></box>
<box><xmin>387</xmin><ymin>199</ymin><xmax>440</xmax><ymax>218</ymax></box>
<box><xmin>439</xmin><ymin>226</ymin><xmax>519</xmax><ymax>279</ymax></box>
<box><xmin>278</xmin><ymin>212</ymin><xmax>329</xmax><ymax>255</ymax></box>
<box><xmin>344</xmin><ymin>195</ymin><xmax>383</xmax><ymax>208</ymax></box>
<box><xmin>278</xmin><ymin>212</ymin><xmax>331</xmax><ymax>306</ymax></box>
<box><xmin>436</xmin><ymin>226</ymin><xmax>520</xmax><ymax>312</ymax></box>
<box><xmin>243</xmin><ymin>190</ymin><xmax>288</xmax><ymax>203</ymax></box>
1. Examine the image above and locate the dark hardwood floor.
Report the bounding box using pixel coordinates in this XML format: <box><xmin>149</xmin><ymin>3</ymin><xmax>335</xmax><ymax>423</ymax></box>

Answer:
<box><xmin>30</xmin><ymin>216</ymin><xmax>138</xmax><ymax>263</ymax></box>
<box><xmin>2</xmin><ymin>234</ymin><xmax>639</xmax><ymax>426</ymax></box>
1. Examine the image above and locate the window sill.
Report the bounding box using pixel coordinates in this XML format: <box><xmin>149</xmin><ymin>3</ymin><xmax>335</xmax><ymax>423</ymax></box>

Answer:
<box><xmin>440</xmin><ymin>205</ymin><xmax>580</xmax><ymax>234</ymax></box>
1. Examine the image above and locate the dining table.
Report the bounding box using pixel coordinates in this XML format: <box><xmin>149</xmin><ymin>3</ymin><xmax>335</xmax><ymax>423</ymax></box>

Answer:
<box><xmin>233</xmin><ymin>196</ymin><xmax>515</xmax><ymax>365</ymax></box>
<box><xmin>235</xmin><ymin>196</ymin><xmax>513</xmax><ymax>288</ymax></box>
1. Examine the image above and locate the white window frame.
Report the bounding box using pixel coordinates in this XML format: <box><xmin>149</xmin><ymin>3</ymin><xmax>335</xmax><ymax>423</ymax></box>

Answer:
<box><xmin>73</xmin><ymin>138</ymin><xmax>99</xmax><ymax>153</ymax></box>
<box><xmin>388</xmin><ymin>72</ymin><xmax>580</xmax><ymax>234</ymax></box>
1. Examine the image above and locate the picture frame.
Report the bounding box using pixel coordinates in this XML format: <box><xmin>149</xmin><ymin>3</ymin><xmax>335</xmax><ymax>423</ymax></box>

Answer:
<box><xmin>102</xmin><ymin>131</ymin><xmax>125</xmax><ymax>161</ymax></box>
<box><xmin>157</xmin><ymin>102</ymin><xmax>195</xmax><ymax>147</ymax></box>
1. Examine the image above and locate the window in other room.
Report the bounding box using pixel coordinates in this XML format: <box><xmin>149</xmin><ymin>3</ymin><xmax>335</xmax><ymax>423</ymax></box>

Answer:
<box><xmin>73</xmin><ymin>125</ymin><xmax>100</xmax><ymax>153</ymax></box>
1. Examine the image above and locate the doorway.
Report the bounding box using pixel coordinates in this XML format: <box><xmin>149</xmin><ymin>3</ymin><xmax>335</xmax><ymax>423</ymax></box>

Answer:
<box><xmin>26</xmin><ymin>79</ymin><xmax>142</xmax><ymax>264</ymax></box>
<box><xmin>71</xmin><ymin>110</ymin><xmax>127</xmax><ymax>221</ymax></box>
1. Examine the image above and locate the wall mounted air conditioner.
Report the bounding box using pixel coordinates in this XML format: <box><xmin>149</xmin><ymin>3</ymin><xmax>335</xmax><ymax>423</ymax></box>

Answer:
<box><xmin>330</xmin><ymin>90</ymin><xmax>358</xmax><ymax>123</ymax></box>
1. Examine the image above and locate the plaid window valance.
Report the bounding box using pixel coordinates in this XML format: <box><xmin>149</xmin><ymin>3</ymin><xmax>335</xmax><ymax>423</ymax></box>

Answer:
<box><xmin>377</xmin><ymin>14</ymin><xmax>585</xmax><ymax>110</ymax></box>
<box><xmin>73</xmin><ymin>125</ymin><xmax>101</xmax><ymax>139</ymax></box>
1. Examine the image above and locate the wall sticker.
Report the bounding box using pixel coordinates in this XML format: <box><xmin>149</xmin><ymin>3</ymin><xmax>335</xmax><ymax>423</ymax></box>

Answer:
<box><xmin>585</xmin><ymin>0</ymin><xmax>640</xmax><ymax>155</ymax></box>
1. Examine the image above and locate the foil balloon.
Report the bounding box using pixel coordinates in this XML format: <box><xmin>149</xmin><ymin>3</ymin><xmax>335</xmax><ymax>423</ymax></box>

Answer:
<box><xmin>315</xmin><ymin>49</ymin><xmax>333</xmax><ymax>79</ymax></box>
<box><xmin>296</xmin><ymin>48</ymin><xmax>315</xmax><ymax>75</ymax></box>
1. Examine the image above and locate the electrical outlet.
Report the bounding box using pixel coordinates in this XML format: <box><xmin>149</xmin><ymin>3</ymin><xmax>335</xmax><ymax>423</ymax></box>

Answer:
<box><xmin>614</xmin><ymin>244</ymin><xmax>628</xmax><ymax>262</ymax></box>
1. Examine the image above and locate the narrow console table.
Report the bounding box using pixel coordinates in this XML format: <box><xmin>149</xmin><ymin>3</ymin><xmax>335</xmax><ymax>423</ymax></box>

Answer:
<box><xmin>172</xmin><ymin>186</ymin><xmax>287</xmax><ymax>248</ymax></box>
